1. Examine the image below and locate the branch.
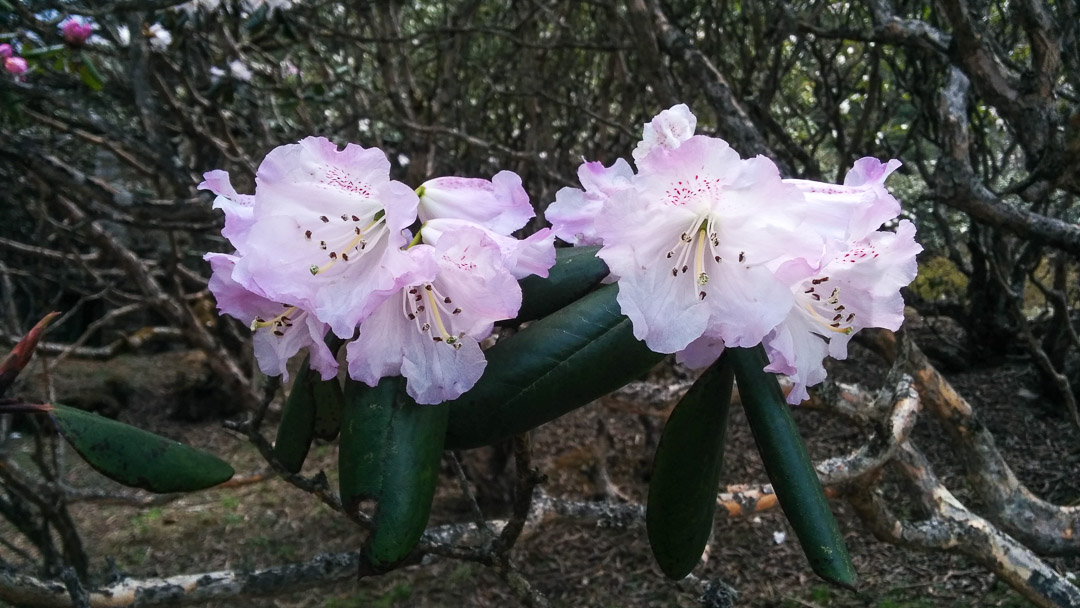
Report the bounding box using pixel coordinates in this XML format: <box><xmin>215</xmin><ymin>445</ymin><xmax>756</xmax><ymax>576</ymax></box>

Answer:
<box><xmin>849</xmin><ymin>443</ymin><xmax>1080</xmax><ymax>608</ymax></box>
<box><xmin>0</xmin><ymin>490</ymin><xmax>728</xmax><ymax>608</ymax></box>
<box><xmin>935</xmin><ymin>67</ymin><xmax>1080</xmax><ymax>254</ymax></box>
<box><xmin>891</xmin><ymin>332</ymin><xmax>1080</xmax><ymax>556</ymax></box>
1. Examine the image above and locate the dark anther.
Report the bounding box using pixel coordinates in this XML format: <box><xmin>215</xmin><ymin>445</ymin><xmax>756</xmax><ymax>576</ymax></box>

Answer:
<box><xmin>320</xmin><ymin>215</ymin><xmax>329</xmax><ymax>223</ymax></box>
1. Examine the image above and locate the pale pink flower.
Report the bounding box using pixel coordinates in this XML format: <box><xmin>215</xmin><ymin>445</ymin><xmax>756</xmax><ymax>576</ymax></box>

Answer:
<box><xmin>764</xmin><ymin>220</ymin><xmax>921</xmax><ymax>404</ymax></box>
<box><xmin>218</xmin><ymin>137</ymin><xmax>427</xmax><ymax>338</ymax></box>
<box><xmin>0</xmin><ymin>44</ymin><xmax>12</xmax><ymax>59</ymax></box>
<box><xmin>346</xmin><ymin>226</ymin><xmax>523</xmax><ymax>404</ymax></box>
<box><xmin>784</xmin><ymin>158</ymin><xmax>903</xmax><ymax>254</ymax></box>
<box><xmin>61</xmin><ymin>20</ymin><xmax>94</xmax><ymax>47</ymax></box>
<box><xmin>632</xmin><ymin>103</ymin><xmax>697</xmax><ymax>162</ymax></box>
<box><xmin>417</xmin><ymin>171</ymin><xmax>534</xmax><ymax>235</ymax></box>
<box><xmin>546</xmin><ymin>158</ymin><xmax>634</xmax><ymax>246</ymax></box>
<box><xmin>205</xmin><ymin>253</ymin><xmax>337</xmax><ymax>382</ymax></box>
<box><xmin>199</xmin><ymin>170</ymin><xmax>255</xmax><ymax>252</ymax></box>
<box><xmin>420</xmin><ymin>218</ymin><xmax>555</xmax><ymax>280</ymax></box>
<box><xmin>4</xmin><ymin>56</ymin><xmax>28</xmax><ymax>76</ymax></box>
<box><xmin>595</xmin><ymin>134</ymin><xmax>822</xmax><ymax>354</ymax></box>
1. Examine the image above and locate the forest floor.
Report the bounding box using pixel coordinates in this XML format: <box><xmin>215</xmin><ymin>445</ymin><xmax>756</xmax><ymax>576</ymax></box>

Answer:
<box><xmin>3</xmin><ymin>316</ymin><xmax>1079</xmax><ymax>607</ymax></box>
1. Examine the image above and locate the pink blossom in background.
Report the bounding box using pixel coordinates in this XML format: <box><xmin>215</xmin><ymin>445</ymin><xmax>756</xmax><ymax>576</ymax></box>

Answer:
<box><xmin>61</xmin><ymin>20</ymin><xmax>94</xmax><ymax>46</ymax></box>
<box><xmin>0</xmin><ymin>44</ymin><xmax>12</xmax><ymax>58</ymax></box>
<box><xmin>4</xmin><ymin>56</ymin><xmax>28</xmax><ymax>76</ymax></box>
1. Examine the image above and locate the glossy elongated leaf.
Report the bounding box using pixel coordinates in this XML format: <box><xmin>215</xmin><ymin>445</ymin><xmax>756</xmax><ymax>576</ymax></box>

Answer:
<box><xmin>312</xmin><ymin>377</ymin><xmax>344</xmax><ymax>440</ymax></box>
<box><xmin>728</xmin><ymin>345</ymin><xmax>857</xmax><ymax>589</ymax></box>
<box><xmin>48</xmin><ymin>403</ymin><xmax>234</xmax><ymax>493</ymax></box>
<box><xmin>339</xmin><ymin>377</ymin><xmax>398</xmax><ymax>514</ymax></box>
<box><xmin>340</xmin><ymin>377</ymin><xmax>448</xmax><ymax>569</ymax></box>
<box><xmin>506</xmin><ymin>245</ymin><xmax>608</xmax><ymax>325</ymax></box>
<box><xmin>363</xmin><ymin>388</ymin><xmax>448</xmax><ymax>569</ymax></box>
<box><xmin>273</xmin><ymin>361</ymin><xmax>320</xmax><ymax>474</ymax></box>
<box><xmin>445</xmin><ymin>283</ymin><xmax>664</xmax><ymax>450</ymax></box>
<box><xmin>647</xmin><ymin>354</ymin><xmax>734</xmax><ymax>579</ymax></box>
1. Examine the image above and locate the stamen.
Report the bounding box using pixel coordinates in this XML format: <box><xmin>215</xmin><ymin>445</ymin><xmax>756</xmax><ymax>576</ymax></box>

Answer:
<box><xmin>251</xmin><ymin>306</ymin><xmax>300</xmax><ymax>333</ymax></box>
<box><xmin>693</xmin><ymin>229</ymin><xmax>709</xmax><ymax>286</ymax></box>
<box><xmin>309</xmin><ymin>214</ymin><xmax>388</xmax><ymax>276</ymax></box>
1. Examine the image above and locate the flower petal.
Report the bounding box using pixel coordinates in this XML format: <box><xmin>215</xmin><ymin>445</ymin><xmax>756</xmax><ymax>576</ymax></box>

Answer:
<box><xmin>632</xmin><ymin>104</ymin><xmax>697</xmax><ymax>162</ymax></box>
<box><xmin>418</xmin><ymin>171</ymin><xmax>534</xmax><ymax>234</ymax></box>
<box><xmin>546</xmin><ymin>158</ymin><xmax>634</xmax><ymax>246</ymax></box>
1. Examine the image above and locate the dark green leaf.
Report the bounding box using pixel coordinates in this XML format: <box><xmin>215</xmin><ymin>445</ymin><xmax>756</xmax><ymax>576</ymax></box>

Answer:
<box><xmin>647</xmin><ymin>354</ymin><xmax>734</xmax><ymax>579</ymax></box>
<box><xmin>728</xmin><ymin>345</ymin><xmax>857</xmax><ymax>590</ymax></box>
<box><xmin>506</xmin><ymin>245</ymin><xmax>608</xmax><ymax>325</ymax></box>
<box><xmin>339</xmin><ymin>377</ymin><xmax>398</xmax><ymax>513</ymax></box>
<box><xmin>49</xmin><ymin>404</ymin><xmax>233</xmax><ymax>493</ymax></box>
<box><xmin>363</xmin><ymin>387</ymin><xmax>448</xmax><ymax>569</ymax></box>
<box><xmin>272</xmin><ymin>362</ymin><xmax>319</xmax><ymax>474</ymax></box>
<box><xmin>445</xmin><ymin>283</ymin><xmax>663</xmax><ymax>450</ymax></box>
<box><xmin>312</xmin><ymin>376</ymin><xmax>344</xmax><ymax>440</ymax></box>
<box><xmin>341</xmin><ymin>377</ymin><xmax>447</xmax><ymax>569</ymax></box>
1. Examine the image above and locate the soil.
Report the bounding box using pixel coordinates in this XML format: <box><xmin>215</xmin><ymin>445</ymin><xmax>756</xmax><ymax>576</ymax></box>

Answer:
<box><xmin>2</xmin><ymin>321</ymin><xmax>1079</xmax><ymax>607</ymax></box>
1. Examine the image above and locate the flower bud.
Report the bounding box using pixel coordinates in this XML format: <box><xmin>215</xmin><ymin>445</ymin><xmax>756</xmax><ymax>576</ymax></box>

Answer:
<box><xmin>4</xmin><ymin>56</ymin><xmax>28</xmax><ymax>76</ymax></box>
<box><xmin>61</xmin><ymin>20</ymin><xmax>94</xmax><ymax>47</ymax></box>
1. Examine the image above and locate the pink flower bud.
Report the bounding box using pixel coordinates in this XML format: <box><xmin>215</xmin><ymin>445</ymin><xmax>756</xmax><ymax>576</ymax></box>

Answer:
<box><xmin>4</xmin><ymin>56</ymin><xmax>28</xmax><ymax>76</ymax></box>
<box><xmin>0</xmin><ymin>44</ymin><xmax>12</xmax><ymax>59</ymax></box>
<box><xmin>61</xmin><ymin>21</ymin><xmax>94</xmax><ymax>47</ymax></box>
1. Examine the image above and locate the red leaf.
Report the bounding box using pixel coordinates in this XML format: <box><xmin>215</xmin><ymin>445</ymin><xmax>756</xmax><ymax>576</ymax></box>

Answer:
<box><xmin>0</xmin><ymin>311</ymin><xmax>60</xmax><ymax>395</ymax></box>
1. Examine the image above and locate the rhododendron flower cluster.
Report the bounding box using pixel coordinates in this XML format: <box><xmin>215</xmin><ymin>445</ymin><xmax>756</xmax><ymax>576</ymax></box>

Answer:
<box><xmin>548</xmin><ymin>104</ymin><xmax>921</xmax><ymax>403</ymax></box>
<box><xmin>203</xmin><ymin>137</ymin><xmax>554</xmax><ymax>404</ymax></box>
